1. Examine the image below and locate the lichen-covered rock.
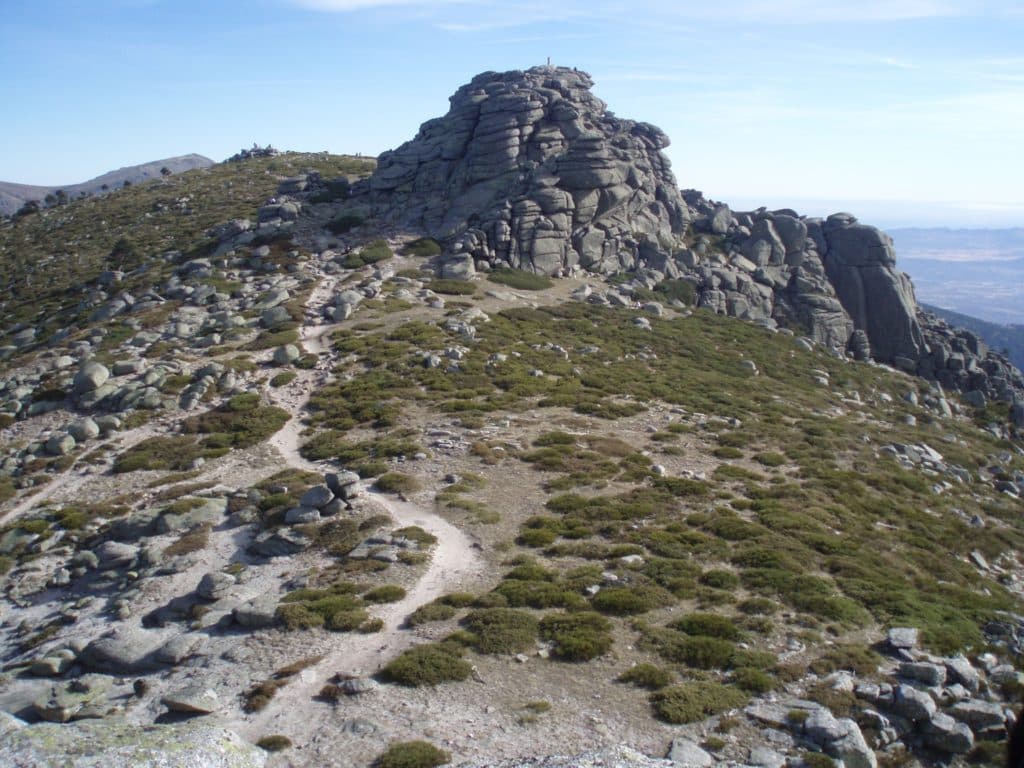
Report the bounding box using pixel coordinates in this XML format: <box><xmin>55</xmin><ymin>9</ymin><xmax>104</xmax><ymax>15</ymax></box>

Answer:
<box><xmin>0</xmin><ymin>720</ymin><xmax>266</xmax><ymax>768</ymax></box>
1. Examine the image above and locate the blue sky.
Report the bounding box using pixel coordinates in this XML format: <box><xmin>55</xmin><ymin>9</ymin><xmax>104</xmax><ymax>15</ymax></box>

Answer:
<box><xmin>2</xmin><ymin>0</ymin><xmax>1022</xmax><ymax>227</ymax></box>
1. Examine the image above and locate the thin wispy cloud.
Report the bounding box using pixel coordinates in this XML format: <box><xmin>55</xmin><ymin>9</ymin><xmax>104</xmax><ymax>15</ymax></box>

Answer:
<box><xmin>287</xmin><ymin>0</ymin><xmax>1020</xmax><ymax>25</ymax></box>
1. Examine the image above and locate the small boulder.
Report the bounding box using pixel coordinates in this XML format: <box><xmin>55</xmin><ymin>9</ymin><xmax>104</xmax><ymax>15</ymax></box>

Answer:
<box><xmin>196</xmin><ymin>571</ymin><xmax>236</xmax><ymax>601</ymax></box>
<box><xmin>95</xmin><ymin>540</ymin><xmax>137</xmax><ymax>570</ymax></box>
<box><xmin>949</xmin><ymin>699</ymin><xmax>1007</xmax><ymax>732</ymax></box>
<box><xmin>340</xmin><ymin>677</ymin><xmax>380</xmax><ymax>696</ymax></box>
<box><xmin>73</xmin><ymin>362</ymin><xmax>110</xmax><ymax>394</ymax></box>
<box><xmin>944</xmin><ymin>656</ymin><xmax>980</xmax><ymax>692</ymax></box>
<box><xmin>284</xmin><ymin>506</ymin><xmax>320</xmax><ymax>525</ymax></box>
<box><xmin>233</xmin><ymin>595</ymin><xmax>278</xmax><ymax>629</ymax></box>
<box><xmin>161</xmin><ymin>684</ymin><xmax>220</xmax><ymax>715</ymax></box>
<box><xmin>45</xmin><ymin>434</ymin><xmax>76</xmax><ymax>456</ymax></box>
<box><xmin>67</xmin><ymin>418</ymin><xmax>100</xmax><ymax>442</ymax></box>
<box><xmin>923</xmin><ymin>711</ymin><xmax>974</xmax><ymax>753</ymax></box>
<box><xmin>667</xmin><ymin>737</ymin><xmax>713</xmax><ymax>767</ymax></box>
<box><xmin>887</xmin><ymin>627</ymin><xmax>918</xmax><ymax>650</ymax></box>
<box><xmin>155</xmin><ymin>634</ymin><xmax>206</xmax><ymax>665</ymax></box>
<box><xmin>892</xmin><ymin>684</ymin><xmax>936</xmax><ymax>723</ymax></box>
<box><xmin>300</xmin><ymin>485</ymin><xmax>335</xmax><ymax>509</ymax></box>
<box><xmin>899</xmin><ymin>661</ymin><xmax>946</xmax><ymax>687</ymax></box>
<box><xmin>272</xmin><ymin>344</ymin><xmax>300</xmax><ymax>365</ymax></box>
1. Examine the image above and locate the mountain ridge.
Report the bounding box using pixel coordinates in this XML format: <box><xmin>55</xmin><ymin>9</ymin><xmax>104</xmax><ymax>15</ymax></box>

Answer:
<box><xmin>0</xmin><ymin>67</ymin><xmax>1022</xmax><ymax>768</ymax></box>
<box><xmin>0</xmin><ymin>153</ymin><xmax>214</xmax><ymax>217</ymax></box>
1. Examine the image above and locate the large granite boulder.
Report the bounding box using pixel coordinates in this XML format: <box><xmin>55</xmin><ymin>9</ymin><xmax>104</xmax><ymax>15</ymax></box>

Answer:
<box><xmin>360</xmin><ymin>65</ymin><xmax>690</xmax><ymax>276</ymax></box>
<box><xmin>819</xmin><ymin>213</ymin><xmax>925</xmax><ymax>364</ymax></box>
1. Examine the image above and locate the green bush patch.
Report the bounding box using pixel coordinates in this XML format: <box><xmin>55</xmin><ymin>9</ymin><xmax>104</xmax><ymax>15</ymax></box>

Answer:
<box><xmin>539</xmin><ymin>611</ymin><xmax>613</xmax><ymax>661</ymax></box>
<box><xmin>382</xmin><ymin>642</ymin><xmax>472</xmax><ymax>686</ymax></box>
<box><xmin>651</xmin><ymin>682</ymin><xmax>749</xmax><ymax>724</ymax></box>
<box><xmin>462</xmin><ymin>608</ymin><xmax>539</xmax><ymax>655</ymax></box>
<box><xmin>375</xmin><ymin>740</ymin><xmax>451</xmax><ymax>768</ymax></box>
<box><xmin>487</xmin><ymin>268</ymin><xmax>554</xmax><ymax>291</ymax></box>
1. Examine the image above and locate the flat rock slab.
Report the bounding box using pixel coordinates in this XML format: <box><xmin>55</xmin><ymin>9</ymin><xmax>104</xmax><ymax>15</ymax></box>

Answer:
<box><xmin>666</xmin><ymin>737</ymin><xmax>712</xmax><ymax>767</ymax></box>
<box><xmin>161</xmin><ymin>684</ymin><xmax>220</xmax><ymax>714</ymax></box>
<box><xmin>0</xmin><ymin>720</ymin><xmax>266</xmax><ymax>768</ymax></box>
<box><xmin>79</xmin><ymin>627</ymin><xmax>174</xmax><ymax>674</ymax></box>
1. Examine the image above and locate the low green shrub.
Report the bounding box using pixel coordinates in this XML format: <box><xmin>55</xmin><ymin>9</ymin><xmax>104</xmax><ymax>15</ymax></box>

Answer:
<box><xmin>382</xmin><ymin>642</ymin><xmax>471</xmax><ymax>686</ymax></box>
<box><xmin>375</xmin><ymin>740</ymin><xmax>450</xmax><ymax>768</ymax></box>
<box><xmin>650</xmin><ymin>682</ymin><xmax>748</xmax><ymax>724</ymax></box>
<box><xmin>402</xmin><ymin>238</ymin><xmax>442</xmax><ymax>258</ymax></box>
<box><xmin>364</xmin><ymin>585</ymin><xmax>407</xmax><ymax>603</ymax></box>
<box><xmin>256</xmin><ymin>735</ymin><xmax>292</xmax><ymax>752</ymax></box>
<box><xmin>430</xmin><ymin>279</ymin><xmax>476</xmax><ymax>296</ymax></box>
<box><xmin>113</xmin><ymin>435</ymin><xmax>204</xmax><ymax>473</ymax></box>
<box><xmin>617</xmin><ymin>663</ymin><xmax>673</xmax><ymax>690</ymax></box>
<box><xmin>809</xmin><ymin>644</ymin><xmax>882</xmax><ymax>676</ymax></box>
<box><xmin>407</xmin><ymin>601</ymin><xmax>458</xmax><ymax>626</ymax></box>
<box><xmin>669</xmin><ymin>612</ymin><xmax>741</xmax><ymax>640</ymax></box>
<box><xmin>755</xmin><ymin>452</ymin><xmax>787</xmax><ymax>467</ymax></box>
<box><xmin>700</xmin><ymin>570</ymin><xmax>740</xmax><ymax>590</ymax></box>
<box><xmin>539</xmin><ymin>611</ymin><xmax>612</xmax><ymax>661</ymax></box>
<box><xmin>162</xmin><ymin>524</ymin><xmax>211</xmax><ymax>557</ymax></box>
<box><xmin>590</xmin><ymin>585</ymin><xmax>671</xmax><ymax>616</ymax></box>
<box><xmin>462</xmin><ymin>608</ymin><xmax>538</xmax><ymax>654</ymax></box>
<box><xmin>376</xmin><ymin>472</ymin><xmax>421</xmax><ymax>495</ymax></box>
<box><xmin>487</xmin><ymin>268</ymin><xmax>553</xmax><ymax>291</ymax></box>
<box><xmin>732</xmin><ymin>666</ymin><xmax>775</xmax><ymax>693</ymax></box>
<box><xmin>495</xmin><ymin>580</ymin><xmax>587</xmax><ymax>610</ymax></box>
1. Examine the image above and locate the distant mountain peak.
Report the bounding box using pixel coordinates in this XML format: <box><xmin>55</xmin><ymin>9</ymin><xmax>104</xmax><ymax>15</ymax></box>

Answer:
<box><xmin>0</xmin><ymin>154</ymin><xmax>215</xmax><ymax>217</ymax></box>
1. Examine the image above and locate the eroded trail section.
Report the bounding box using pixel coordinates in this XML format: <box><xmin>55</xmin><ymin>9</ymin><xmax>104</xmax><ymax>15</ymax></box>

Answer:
<box><xmin>241</xmin><ymin>265</ymin><xmax>486</xmax><ymax>747</ymax></box>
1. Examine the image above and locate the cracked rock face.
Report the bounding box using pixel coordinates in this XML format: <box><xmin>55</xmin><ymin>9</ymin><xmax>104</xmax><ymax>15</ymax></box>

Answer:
<box><xmin>364</xmin><ymin>66</ymin><xmax>690</xmax><ymax>275</ymax></box>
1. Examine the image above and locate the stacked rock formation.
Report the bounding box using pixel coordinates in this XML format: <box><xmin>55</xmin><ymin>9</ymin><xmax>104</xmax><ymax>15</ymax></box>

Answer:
<box><xmin>346</xmin><ymin>65</ymin><xmax>1024</xmax><ymax>407</ymax></box>
<box><xmin>684</xmin><ymin>195</ymin><xmax>1023</xmax><ymax>406</ymax></box>
<box><xmin>363</xmin><ymin>66</ymin><xmax>689</xmax><ymax>276</ymax></box>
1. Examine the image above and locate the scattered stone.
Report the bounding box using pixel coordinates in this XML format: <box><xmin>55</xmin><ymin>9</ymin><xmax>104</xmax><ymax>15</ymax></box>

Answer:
<box><xmin>161</xmin><ymin>684</ymin><xmax>220</xmax><ymax>715</ymax></box>
<box><xmin>272</xmin><ymin>344</ymin><xmax>300</xmax><ymax>365</ymax></box>
<box><xmin>923</xmin><ymin>711</ymin><xmax>975</xmax><ymax>753</ymax></box>
<box><xmin>95</xmin><ymin>540</ymin><xmax>137</xmax><ymax>570</ymax></box>
<box><xmin>300</xmin><ymin>485</ymin><xmax>335</xmax><ymax>508</ymax></box>
<box><xmin>73</xmin><ymin>362</ymin><xmax>110</xmax><ymax>394</ymax></box>
<box><xmin>891</xmin><ymin>684</ymin><xmax>936</xmax><ymax>723</ymax></box>
<box><xmin>666</xmin><ymin>737</ymin><xmax>712</xmax><ymax>767</ymax></box>
<box><xmin>340</xmin><ymin>677</ymin><xmax>379</xmax><ymax>696</ymax></box>
<box><xmin>887</xmin><ymin>627</ymin><xmax>918</xmax><ymax>650</ymax></box>
<box><xmin>32</xmin><ymin>674</ymin><xmax>113</xmax><ymax>723</ymax></box>
<box><xmin>233</xmin><ymin>595</ymin><xmax>279</xmax><ymax>628</ymax></box>
<box><xmin>196</xmin><ymin>571</ymin><xmax>236</xmax><ymax>601</ymax></box>
<box><xmin>899</xmin><ymin>661</ymin><xmax>946</xmax><ymax>687</ymax></box>
<box><xmin>949</xmin><ymin>699</ymin><xmax>1007</xmax><ymax>732</ymax></box>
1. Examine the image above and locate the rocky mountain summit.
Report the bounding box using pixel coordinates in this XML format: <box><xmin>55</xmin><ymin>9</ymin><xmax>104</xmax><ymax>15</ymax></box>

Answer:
<box><xmin>341</xmin><ymin>66</ymin><xmax>1023</xmax><ymax>411</ymax></box>
<box><xmin>0</xmin><ymin>69</ymin><xmax>1023</xmax><ymax>768</ymax></box>
<box><xmin>365</xmin><ymin>67</ymin><xmax>689</xmax><ymax>277</ymax></box>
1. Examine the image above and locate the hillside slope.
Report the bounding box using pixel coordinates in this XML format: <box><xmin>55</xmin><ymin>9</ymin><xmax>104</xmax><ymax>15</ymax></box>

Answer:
<box><xmin>0</xmin><ymin>153</ymin><xmax>214</xmax><ymax>217</ymax></box>
<box><xmin>0</xmin><ymin>69</ymin><xmax>1022</xmax><ymax>768</ymax></box>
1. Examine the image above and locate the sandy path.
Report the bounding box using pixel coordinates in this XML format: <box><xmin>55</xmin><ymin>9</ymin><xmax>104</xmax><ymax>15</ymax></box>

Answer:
<box><xmin>240</xmin><ymin>260</ymin><xmax>486</xmax><ymax>746</ymax></box>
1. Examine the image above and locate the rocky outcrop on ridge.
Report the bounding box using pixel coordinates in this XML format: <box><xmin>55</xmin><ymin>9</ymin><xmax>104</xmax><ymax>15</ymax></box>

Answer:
<box><xmin>342</xmin><ymin>65</ymin><xmax>1024</xmax><ymax>407</ymax></box>
<box><xmin>684</xmin><ymin>195</ymin><xmax>1024</xmax><ymax>406</ymax></box>
<box><xmin>362</xmin><ymin>66</ymin><xmax>689</xmax><ymax>276</ymax></box>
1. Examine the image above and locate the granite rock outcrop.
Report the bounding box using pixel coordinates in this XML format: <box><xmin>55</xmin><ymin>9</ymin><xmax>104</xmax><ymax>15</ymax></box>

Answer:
<box><xmin>342</xmin><ymin>65</ymin><xmax>1023</xmax><ymax>405</ymax></box>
